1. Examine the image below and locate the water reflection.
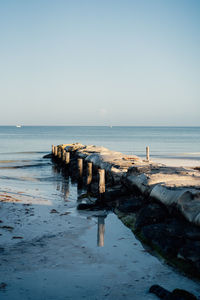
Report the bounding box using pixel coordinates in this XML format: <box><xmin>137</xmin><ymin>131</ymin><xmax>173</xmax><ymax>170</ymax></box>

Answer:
<box><xmin>52</xmin><ymin>161</ymin><xmax>108</xmax><ymax>248</ymax></box>
<box><xmin>97</xmin><ymin>216</ymin><xmax>106</xmax><ymax>247</ymax></box>
<box><xmin>61</xmin><ymin>177</ymin><xmax>70</xmax><ymax>201</ymax></box>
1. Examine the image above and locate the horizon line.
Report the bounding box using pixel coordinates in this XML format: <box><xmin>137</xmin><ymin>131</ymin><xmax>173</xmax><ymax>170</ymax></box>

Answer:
<box><xmin>0</xmin><ymin>125</ymin><xmax>200</xmax><ymax>128</ymax></box>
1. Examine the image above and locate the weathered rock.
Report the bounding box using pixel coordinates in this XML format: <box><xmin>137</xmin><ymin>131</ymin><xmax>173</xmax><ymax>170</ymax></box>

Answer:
<box><xmin>117</xmin><ymin>195</ymin><xmax>146</xmax><ymax>213</ymax></box>
<box><xmin>43</xmin><ymin>153</ymin><xmax>52</xmax><ymax>158</ymax></box>
<box><xmin>178</xmin><ymin>240</ymin><xmax>200</xmax><ymax>264</ymax></box>
<box><xmin>172</xmin><ymin>289</ymin><xmax>197</xmax><ymax>300</ymax></box>
<box><xmin>149</xmin><ymin>284</ymin><xmax>171</xmax><ymax>299</ymax></box>
<box><xmin>103</xmin><ymin>186</ymin><xmax>128</xmax><ymax>202</ymax></box>
<box><xmin>184</xmin><ymin>224</ymin><xmax>200</xmax><ymax>241</ymax></box>
<box><xmin>149</xmin><ymin>285</ymin><xmax>197</xmax><ymax>300</ymax></box>
<box><xmin>141</xmin><ymin>222</ymin><xmax>184</xmax><ymax>257</ymax></box>
<box><xmin>134</xmin><ymin>202</ymin><xmax>169</xmax><ymax>232</ymax></box>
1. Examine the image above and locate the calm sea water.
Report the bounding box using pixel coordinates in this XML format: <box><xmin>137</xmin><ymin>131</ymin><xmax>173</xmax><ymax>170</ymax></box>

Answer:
<box><xmin>0</xmin><ymin>126</ymin><xmax>200</xmax><ymax>158</ymax></box>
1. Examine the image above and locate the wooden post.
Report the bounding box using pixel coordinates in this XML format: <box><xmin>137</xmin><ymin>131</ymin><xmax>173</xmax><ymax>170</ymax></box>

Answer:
<box><xmin>65</xmin><ymin>152</ymin><xmax>70</xmax><ymax>164</ymax></box>
<box><xmin>87</xmin><ymin>162</ymin><xmax>92</xmax><ymax>185</ymax></box>
<box><xmin>62</xmin><ymin>149</ymin><xmax>66</xmax><ymax>161</ymax></box>
<box><xmin>97</xmin><ymin>216</ymin><xmax>105</xmax><ymax>247</ymax></box>
<box><xmin>58</xmin><ymin>148</ymin><xmax>62</xmax><ymax>159</ymax></box>
<box><xmin>54</xmin><ymin>146</ymin><xmax>58</xmax><ymax>157</ymax></box>
<box><xmin>77</xmin><ymin>158</ymin><xmax>83</xmax><ymax>177</ymax></box>
<box><xmin>52</xmin><ymin>145</ymin><xmax>54</xmax><ymax>154</ymax></box>
<box><xmin>146</xmin><ymin>146</ymin><xmax>150</xmax><ymax>161</ymax></box>
<box><xmin>98</xmin><ymin>169</ymin><xmax>105</xmax><ymax>194</ymax></box>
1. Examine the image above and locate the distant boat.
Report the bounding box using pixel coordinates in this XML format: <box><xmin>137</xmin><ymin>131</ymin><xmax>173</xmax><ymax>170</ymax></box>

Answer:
<box><xmin>16</xmin><ymin>125</ymin><xmax>22</xmax><ymax>128</ymax></box>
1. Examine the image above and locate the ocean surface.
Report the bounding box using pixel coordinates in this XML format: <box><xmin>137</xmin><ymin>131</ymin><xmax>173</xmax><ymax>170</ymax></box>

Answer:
<box><xmin>0</xmin><ymin>126</ymin><xmax>200</xmax><ymax>299</ymax></box>
<box><xmin>1</xmin><ymin>126</ymin><xmax>200</xmax><ymax>158</ymax></box>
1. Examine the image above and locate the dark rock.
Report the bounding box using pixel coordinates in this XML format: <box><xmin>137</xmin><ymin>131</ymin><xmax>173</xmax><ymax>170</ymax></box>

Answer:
<box><xmin>103</xmin><ymin>186</ymin><xmax>128</xmax><ymax>202</ymax></box>
<box><xmin>178</xmin><ymin>240</ymin><xmax>200</xmax><ymax>263</ymax></box>
<box><xmin>43</xmin><ymin>153</ymin><xmax>52</xmax><ymax>159</ymax></box>
<box><xmin>172</xmin><ymin>289</ymin><xmax>197</xmax><ymax>300</ymax></box>
<box><xmin>135</xmin><ymin>203</ymin><xmax>169</xmax><ymax>232</ymax></box>
<box><xmin>117</xmin><ymin>195</ymin><xmax>145</xmax><ymax>213</ymax></box>
<box><xmin>149</xmin><ymin>284</ymin><xmax>171</xmax><ymax>299</ymax></box>
<box><xmin>50</xmin><ymin>209</ymin><xmax>58</xmax><ymax>213</ymax></box>
<box><xmin>141</xmin><ymin>222</ymin><xmax>184</xmax><ymax>257</ymax></box>
<box><xmin>90</xmin><ymin>182</ymin><xmax>99</xmax><ymax>195</ymax></box>
<box><xmin>184</xmin><ymin>225</ymin><xmax>200</xmax><ymax>241</ymax></box>
<box><xmin>149</xmin><ymin>285</ymin><xmax>197</xmax><ymax>300</ymax></box>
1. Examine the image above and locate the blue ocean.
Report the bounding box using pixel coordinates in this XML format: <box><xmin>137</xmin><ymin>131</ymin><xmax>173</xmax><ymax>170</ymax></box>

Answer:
<box><xmin>1</xmin><ymin>126</ymin><xmax>200</xmax><ymax>158</ymax></box>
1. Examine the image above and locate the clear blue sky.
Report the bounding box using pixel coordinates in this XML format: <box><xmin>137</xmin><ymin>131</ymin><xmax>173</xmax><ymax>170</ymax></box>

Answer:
<box><xmin>0</xmin><ymin>0</ymin><xmax>199</xmax><ymax>126</ymax></box>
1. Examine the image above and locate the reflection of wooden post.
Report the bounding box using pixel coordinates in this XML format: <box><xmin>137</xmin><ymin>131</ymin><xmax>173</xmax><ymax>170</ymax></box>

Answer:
<box><xmin>87</xmin><ymin>162</ymin><xmax>92</xmax><ymax>185</ymax></box>
<box><xmin>54</xmin><ymin>146</ymin><xmax>58</xmax><ymax>157</ymax></box>
<box><xmin>98</xmin><ymin>169</ymin><xmax>105</xmax><ymax>194</ymax></box>
<box><xmin>52</xmin><ymin>145</ymin><xmax>54</xmax><ymax>154</ymax></box>
<box><xmin>97</xmin><ymin>216</ymin><xmax>105</xmax><ymax>247</ymax></box>
<box><xmin>77</xmin><ymin>158</ymin><xmax>83</xmax><ymax>177</ymax></box>
<box><xmin>65</xmin><ymin>152</ymin><xmax>70</xmax><ymax>164</ymax></box>
<box><xmin>146</xmin><ymin>146</ymin><xmax>150</xmax><ymax>161</ymax></box>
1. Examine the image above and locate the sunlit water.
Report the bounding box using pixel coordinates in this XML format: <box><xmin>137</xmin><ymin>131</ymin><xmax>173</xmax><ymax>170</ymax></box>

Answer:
<box><xmin>0</xmin><ymin>126</ymin><xmax>200</xmax><ymax>299</ymax></box>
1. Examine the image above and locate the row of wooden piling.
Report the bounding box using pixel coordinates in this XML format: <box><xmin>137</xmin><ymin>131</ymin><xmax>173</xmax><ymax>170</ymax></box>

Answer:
<box><xmin>52</xmin><ymin>145</ymin><xmax>70</xmax><ymax>164</ymax></box>
<box><xmin>52</xmin><ymin>145</ymin><xmax>150</xmax><ymax>162</ymax></box>
<box><xmin>52</xmin><ymin>145</ymin><xmax>106</xmax><ymax>195</ymax></box>
<box><xmin>52</xmin><ymin>144</ymin><xmax>106</xmax><ymax>247</ymax></box>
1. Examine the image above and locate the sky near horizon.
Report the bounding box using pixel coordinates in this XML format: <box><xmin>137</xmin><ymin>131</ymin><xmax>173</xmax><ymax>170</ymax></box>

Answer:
<box><xmin>0</xmin><ymin>0</ymin><xmax>199</xmax><ymax>126</ymax></box>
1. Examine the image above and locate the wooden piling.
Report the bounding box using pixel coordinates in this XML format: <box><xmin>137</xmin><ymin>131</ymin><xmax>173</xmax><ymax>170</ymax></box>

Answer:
<box><xmin>65</xmin><ymin>152</ymin><xmax>70</xmax><ymax>164</ymax></box>
<box><xmin>54</xmin><ymin>146</ymin><xmax>58</xmax><ymax>157</ymax></box>
<box><xmin>98</xmin><ymin>169</ymin><xmax>105</xmax><ymax>194</ymax></box>
<box><xmin>77</xmin><ymin>158</ymin><xmax>83</xmax><ymax>177</ymax></box>
<box><xmin>58</xmin><ymin>148</ymin><xmax>62</xmax><ymax>159</ymax></box>
<box><xmin>146</xmin><ymin>146</ymin><xmax>150</xmax><ymax>161</ymax></box>
<box><xmin>52</xmin><ymin>145</ymin><xmax>54</xmax><ymax>154</ymax></box>
<box><xmin>62</xmin><ymin>149</ymin><xmax>66</xmax><ymax>161</ymax></box>
<box><xmin>87</xmin><ymin>162</ymin><xmax>92</xmax><ymax>185</ymax></box>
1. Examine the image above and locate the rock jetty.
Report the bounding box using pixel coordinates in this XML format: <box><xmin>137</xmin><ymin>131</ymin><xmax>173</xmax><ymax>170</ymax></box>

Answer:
<box><xmin>51</xmin><ymin>143</ymin><xmax>200</xmax><ymax>278</ymax></box>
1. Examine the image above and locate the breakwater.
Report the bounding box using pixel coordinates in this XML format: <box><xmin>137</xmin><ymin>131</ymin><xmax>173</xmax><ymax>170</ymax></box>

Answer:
<box><xmin>50</xmin><ymin>143</ymin><xmax>200</xmax><ymax>279</ymax></box>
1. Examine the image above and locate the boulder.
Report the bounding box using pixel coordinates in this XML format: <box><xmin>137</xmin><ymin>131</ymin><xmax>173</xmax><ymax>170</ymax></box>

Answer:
<box><xmin>178</xmin><ymin>240</ymin><xmax>200</xmax><ymax>264</ymax></box>
<box><xmin>149</xmin><ymin>285</ymin><xmax>197</xmax><ymax>300</ymax></box>
<box><xmin>117</xmin><ymin>195</ymin><xmax>146</xmax><ymax>213</ymax></box>
<box><xmin>141</xmin><ymin>222</ymin><xmax>184</xmax><ymax>257</ymax></box>
<box><xmin>134</xmin><ymin>202</ymin><xmax>169</xmax><ymax>232</ymax></box>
